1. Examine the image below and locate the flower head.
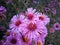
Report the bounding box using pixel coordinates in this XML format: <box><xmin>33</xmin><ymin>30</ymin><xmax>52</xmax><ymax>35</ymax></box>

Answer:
<box><xmin>36</xmin><ymin>12</ymin><xmax>50</xmax><ymax>25</ymax></box>
<box><xmin>19</xmin><ymin>20</ymin><xmax>47</xmax><ymax>41</ymax></box>
<box><xmin>1</xmin><ymin>8</ymin><xmax>50</xmax><ymax>45</ymax></box>
<box><xmin>0</xmin><ymin>6</ymin><xmax>6</xmax><ymax>14</ymax></box>
<box><xmin>4</xmin><ymin>29</ymin><xmax>22</xmax><ymax>45</ymax></box>
<box><xmin>9</xmin><ymin>13</ymin><xmax>25</xmax><ymax>29</ymax></box>
<box><xmin>53</xmin><ymin>22</ymin><xmax>60</xmax><ymax>30</ymax></box>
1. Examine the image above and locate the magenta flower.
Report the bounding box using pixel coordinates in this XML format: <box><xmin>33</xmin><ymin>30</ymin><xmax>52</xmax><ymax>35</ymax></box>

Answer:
<box><xmin>5</xmin><ymin>36</ymin><xmax>21</xmax><ymax>45</ymax></box>
<box><xmin>24</xmin><ymin>8</ymin><xmax>38</xmax><ymax>23</ymax></box>
<box><xmin>36</xmin><ymin>12</ymin><xmax>50</xmax><ymax>25</ymax></box>
<box><xmin>4</xmin><ymin>30</ymin><xmax>31</xmax><ymax>45</ymax></box>
<box><xmin>0</xmin><ymin>6</ymin><xmax>6</xmax><ymax>14</ymax></box>
<box><xmin>53</xmin><ymin>22</ymin><xmax>60</xmax><ymax>30</ymax></box>
<box><xmin>9</xmin><ymin>13</ymin><xmax>25</xmax><ymax>29</ymax></box>
<box><xmin>19</xmin><ymin>20</ymin><xmax>47</xmax><ymax>41</ymax></box>
<box><xmin>44</xmin><ymin>7</ymin><xmax>50</xmax><ymax>13</ymax></box>
<box><xmin>1</xmin><ymin>8</ymin><xmax>50</xmax><ymax>45</ymax></box>
<box><xmin>3</xmin><ymin>29</ymin><xmax>22</xmax><ymax>45</ymax></box>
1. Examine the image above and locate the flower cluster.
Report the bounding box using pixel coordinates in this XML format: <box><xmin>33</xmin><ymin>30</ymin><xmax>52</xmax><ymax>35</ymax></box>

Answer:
<box><xmin>0</xmin><ymin>8</ymin><xmax>50</xmax><ymax>45</ymax></box>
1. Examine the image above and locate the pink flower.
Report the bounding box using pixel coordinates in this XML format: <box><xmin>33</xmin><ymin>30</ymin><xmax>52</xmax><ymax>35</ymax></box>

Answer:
<box><xmin>5</xmin><ymin>36</ymin><xmax>21</xmax><ymax>45</ymax></box>
<box><xmin>2</xmin><ymin>8</ymin><xmax>50</xmax><ymax>45</ymax></box>
<box><xmin>36</xmin><ymin>12</ymin><xmax>50</xmax><ymax>25</ymax></box>
<box><xmin>3</xmin><ymin>29</ymin><xmax>22</xmax><ymax>45</ymax></box>
<box><xmin>19</xmin><ymin>20</ymin><xmax>48</xmax><ymax>41</ymax></box>
<box><xmin>53</xmin><ymin>22</ymin><xmax>60</xmax><ymax>30</ymax></box>
<box><xmin>50</xmin><ymin>27</ymin><xmax>55</xmax><ymax>33</ymax></box>
<box><xmin>9</xmin><ymin>13</ymin><xmax>25</xmax><ymax>29</ymax></box>
<box><xmin>5</xmin><ymin>30</ymin><xmax>31</xmax><ymax>45</ymax></box>
<box><xmin>24</xmin><ymin>8</ymin><xmax>38</xmax><ymax>23</ymax></box>
<box><xmin>0</xmin><ymin>6</ymin><xmax>6</xmax><ymax>14</ymax></box>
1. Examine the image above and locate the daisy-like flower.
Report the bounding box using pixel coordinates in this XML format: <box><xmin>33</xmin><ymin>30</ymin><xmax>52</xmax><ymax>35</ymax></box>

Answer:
<box><xmin>53</xmin><ymin>22</ymin><xmax>60</xmax><ymax>30</ymax></box>
<box><xmin>4</xmin><ymin>29</ymin><xmax>22</xmax><ymax>45</ymax></box>
<box><xmin>5</xmin><ymin>29</ymin><xmax>31</xmax><ymax>45</ymax></box>
<box><xmin>19</xmin><ymin>20</ymin><xmax>48</xmax><ymax>42</ymax></box>
<box><xmin>2</xmin><ymin>8</ymin><xmax>50</xmax><ymax>45</ymax></box>
<box><xmin>24</xmin><ymin>8</ymin><xmax>38</xmax><ymax>23</ymax></box>
<box><xmin>35</xmin><ymin>12</ymin><xmax>50</xmax><ymax>25</ymax></box>
<box><xmin>5</xmin><ymin>36</ymin><xmax>21</xmax><ymax>45</ymax></box>
<box><xmin>9</xmin><ymin>13</ymin><xmax>25</xmax><ymax>30</ymax></box>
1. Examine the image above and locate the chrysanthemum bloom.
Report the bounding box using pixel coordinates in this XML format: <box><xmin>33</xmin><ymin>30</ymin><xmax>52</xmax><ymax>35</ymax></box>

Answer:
<box><xmin>5</xmin><ymin>36</ymin><xmax>21</xmax><ymax>45</ymax></box>
<box><xmin>4</xmin><ymin>29</ymin><xmax>31</xmax><ymax>45</ymax></box>
<box><xmin>0</xmin><ymin>6</ymin><xmax>6</xmax><ymax>14</ymax></box>
<box><xmin>9</xmin><ymin>13</ymin><xmax>25</xmax><ymax>30</ymax></box>
<box><xmin>53</xmin><ymin>22</ymin><xmax>60</xmax><ymax>30</ymax></box>
<box><xmin>3</xmin><ymin>8</ymin><xmax>50</xmax><ymax>45</ymax></box>
<box><xmin>24</xmin><ymin>8</ymin><xmax>38</xmax><ymax>23</ymax></box>
<box><xmin>19</xmin><ymin>20</ymin><xmax>48</xmax><ymax>42</ymax></box>
<box><xmin>4</xmin><ymin>29</ymin><xmax>22</xmax><ymax>45</ymax></box>
<box><xmin>35</xmin><ymin>12</ymin><xmax>50</xmax><ymax>25</ymax></box>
